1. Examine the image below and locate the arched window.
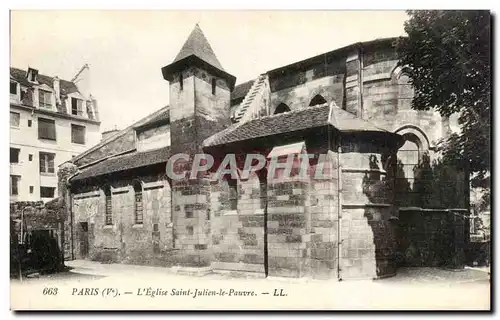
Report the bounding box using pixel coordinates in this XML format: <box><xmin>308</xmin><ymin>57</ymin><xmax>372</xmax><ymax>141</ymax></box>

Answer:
<box><xmin>309</xmin><ymin>94</ymin><xmax>327</xmax><ymax>107</ymax></box>
<box><xmin>103</xmin><ymin>185</ymin><xmax>112</xmax><ymax>225</ymax></box>
<box><xmin>274</xmin><ymin>103</ymin><xmax>290</xmax><ymax>115</ymax></box>
<box><xmin>133</xmin><ymin>180</ymin><xmax>143</xmax><ymax>225</ymax></box>
<box><xmin>397</xmin><ymin>133</ymin><xmax>422</xmax><ymax>190</ymax></box>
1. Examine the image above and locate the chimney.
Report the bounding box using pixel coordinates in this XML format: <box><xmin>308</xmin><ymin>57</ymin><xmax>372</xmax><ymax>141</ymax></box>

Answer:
<box><xmin>90</xmin><ymin>94</ymin><xmax>99</xmax><ymax>121</ymax></box>
<box><xmin>53</xmin><ymin>76</ymin><xmax>61</xmax><ymax>105</ymax></box>
<box><xmin>71</xmin><ymin>64</ymin><xmax>91</xmax><ymax>98</ymax></box>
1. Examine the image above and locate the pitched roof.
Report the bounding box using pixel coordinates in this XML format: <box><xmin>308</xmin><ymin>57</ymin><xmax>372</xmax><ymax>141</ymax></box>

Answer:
<box><xmin>70</xmin><ymin>106</ymin><xmax>169</xmax><ymax>165</ymax></box>
<box><xmin>71</xmin><ymin>146</ymin><xmax>171</xmax><ymax>182</ymax></box>
<box><xmin>203</xmin><ymin>103</ymin><xmax>390</xmax><ymax>147</ymax></box>
<box><xmin>10</xmin><ymin>67</ymin><xmax>79</xmax><ymax>95</ymax></box>
<box><xmin>204</xmin><ymin>104</ymin><xmax>332</xmax><ymax>147</ymax></box>
<box><xmin>171</xmin><ymin>24</ymin><xmax>225</xmax><ymax>71</ymax></box>
<box><xmin>134</xmin><ymin>108</ymin><xmax>170</xmax><ymax>130</ymax></box>
<box><xmin>231</xmin><ymin>79</ymin><xmax>255</xmax><ymax>103</ymax></box>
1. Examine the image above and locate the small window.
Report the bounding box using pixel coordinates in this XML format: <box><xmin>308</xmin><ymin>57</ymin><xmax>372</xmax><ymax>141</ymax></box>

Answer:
<box><xmin>71</xmin><ymin>98</ymin><xmax>84</xmax><ymax>116</ymax></box>
<box><xmin>28</xmin><ymin>154</ymin><xmax>33</xmax><ymax>161</ymax></box>
<box><xmin>10</xmin><ymin>175</ymin><xmax>20</xmax><ymax>196</ymax></box>
<box><xmin>10</xmin><ymin>82</ymin><xmax>17</xmax><ymax>95</ymax></box>
<box><xmin>10</xmin><ymin>148</ymin><xmax>20</xmax><ymax>164</ymax></box>
<box><xmin>212</xmin><ymin>78</ymin><xmax>216</xmax><ymax>95</ymax></box>
<box><xmin>185</xmin><ymin>206</ymin><xmax>193</xmax><ymax>218</ymax></box>
<box><xmin>40</xmin><ymin>186</ymin><xmax>55</xmax><ymax>198</ymax></box>
<box><xmin>29</xmin><ymin>186</ymin><xmax>34</xmax><ymax>194</ymax></box>
<box><xmin>274</xmin><ymin>103</ymin><xmax>291</xmax><ymax>115</ymax></box>
<box><xmin>71</xmin><ymin>124</ymin><xmax>86</xmax><ymax>144</ymax></box>
<box><xmin>10</xmin><ymin>112</ymin><xmax>20</xmax><ymax>127</ymax></box>
<box><xmin>309</xmin><ymin>94</ymin><xmax>327</xmax><ymax>107</ymax></box>
<box><xmin>133</xmin><ymin>181</ymin><xmax>143</xmax><ymax>225</ymax></box>
<box><xmin>38</xmin><ymin>117</ymin><xmax>56</xmax><ymax>140</ymax></box>
<box><xmin>179</xmin><ymin>73</ymin><xmax>183</xmax><ymax>91</ymax></box>
<box><xmin>104</xmin><ymin>185</ymin><xmax>112</xmax><ymax>225</ymax></box>
<box><xmin>38</xmin><ymin>90</ymin><xmax>52</xmax><ymax>108</ymax></box>
<box><xmin>39</xmin><ymin>152</ymin><xmax>55</xmax><ymax>174</ymax></box>
<box><xmin>187</xmin><ymin>226</ymin><xmax>194</xmax><ymax>236</ymax></box>
<box><xmin>27</xmin><ymin>119</ymin><xmax>32</xmax><ymax>127</ymax></box>
<box><xmin>228</xmin><ymin>178</ymin><xmax>238</xmax><ymax>211</ymax></box>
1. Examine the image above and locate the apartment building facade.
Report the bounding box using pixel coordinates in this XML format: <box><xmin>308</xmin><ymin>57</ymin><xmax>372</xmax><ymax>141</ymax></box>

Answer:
<box><xmin>10</xmin><ymin>66</ymin><xmax>101</xmax><ymax>202</ymax></box>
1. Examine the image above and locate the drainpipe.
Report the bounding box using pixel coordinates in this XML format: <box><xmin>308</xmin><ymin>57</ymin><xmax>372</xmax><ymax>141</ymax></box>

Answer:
<box><xmin>337</xmin><ymin>140</ymin><xmax>343</xmax><ymax>281</ymax></box>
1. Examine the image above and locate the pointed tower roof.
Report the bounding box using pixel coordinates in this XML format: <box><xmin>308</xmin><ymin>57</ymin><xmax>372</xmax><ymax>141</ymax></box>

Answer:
<box><xmin>162</xmin><ymin>24</ymin><xmax>236</xmax><ymax>90</ymax></box>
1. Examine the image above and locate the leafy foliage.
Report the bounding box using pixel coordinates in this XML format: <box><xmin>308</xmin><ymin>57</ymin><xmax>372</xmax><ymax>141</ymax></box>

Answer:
<box><xmin>395</xmin><ymin>11</ymin><xmax>491</xmax><ymax>195</ymax></box>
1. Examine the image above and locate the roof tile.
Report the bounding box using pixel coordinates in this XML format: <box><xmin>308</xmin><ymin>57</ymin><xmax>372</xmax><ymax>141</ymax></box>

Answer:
<box><xmin>204</xmin><ymin>104</ymin><xmax>389</xmax><ymax>147</ymax></box>
<box><xmin>10</xmin><ymin>67</ymin><xmax>79</xmax><ymax>94</ymax></box>
<box><xmin>72</xmin><ymin>146</ymin><xmax>171</xmax><ymax>181</ymax></box>
<box><xmin>171</xmin><ymin>24</ymin><xmax>224</xmax><ymax>71</ymax></box>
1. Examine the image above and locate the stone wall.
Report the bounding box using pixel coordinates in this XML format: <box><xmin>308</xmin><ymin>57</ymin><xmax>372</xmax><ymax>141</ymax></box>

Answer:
<box><xmin>71</xmin><ymin>174</ymin><xmax>173</xmax><ymax>265</ymax></box>
<box><xmin>270</xmin><ymin>75</ymin><xmax>344</xmax><ymax>113</ymax></box>
<box><xmin>338</xmin><ymin>138</ymin><xmax>398</xmax><ymax>279</ymax></box>
<box><xmin>210</xmin><ymin>173</ymin><xmax>265</xmax><ymax>273</ymax></box>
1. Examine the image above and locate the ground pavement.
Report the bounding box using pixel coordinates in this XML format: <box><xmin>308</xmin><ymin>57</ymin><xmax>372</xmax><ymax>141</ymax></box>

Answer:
<box><xmin>10</xmin><ymin>259</ymin><xmax>490</xmax><ymax>310</ymax></box>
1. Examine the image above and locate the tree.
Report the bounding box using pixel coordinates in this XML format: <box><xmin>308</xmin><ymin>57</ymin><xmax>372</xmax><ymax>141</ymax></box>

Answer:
<box><xmin>396</xmin><ymin>10</ymin><xmax>491</xmax><ymax>208</ymax></box>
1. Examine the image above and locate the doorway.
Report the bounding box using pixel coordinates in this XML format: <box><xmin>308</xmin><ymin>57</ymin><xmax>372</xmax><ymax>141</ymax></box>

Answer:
<box><xmin>78</xmin><ymin>222</ymin><xmax>89</xmax><ymax>258</ymax></box>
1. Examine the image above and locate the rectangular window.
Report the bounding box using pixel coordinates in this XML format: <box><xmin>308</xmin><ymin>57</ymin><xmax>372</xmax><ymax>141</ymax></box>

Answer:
<box><xmin>228</xmin><ymin>178</ymin><xmax>238</xmax><ymax>211</ymax></box>
<box><xmin>10</xmin><ymin>148</ymin><xmax>20</xmax><ymax>164</ymax></box>
<box><xmin>10</xmin><ymin>112</ymin><xmax>20</xmax><ymax>127</ymax></box>
<box><xmin>28</xmin><ymin>119</ymin><xmax>32</xmax><ymax>127</ymax></box>
<box><xmin>38</xmin><ymin>117</ymin><xmax>56</xmax><ymax>140</ymax></box>
<box><xmin>212</xmin><ymin>78</ymin><xmax>216</xmax><ymax>95</ymax></box>
<box><xmin>135</xmin><ymin>191</ymin><xmax>143</xmax><ymax>224</ymax></box>
<box><xmin>40</xmin><ymin>186</ymin><xmax>55</xmax><ymax>198</ymax></box>
<box><xmin>10</xmin><ymin>175</ymin><xmax>20</xmax><ymax>196</ymax></box>
<box><xmin>105</xmin><ymin>193</ymin><xmax>112</xmax><ymax>225</ymax></box>
<box><xmin>29</xmin><ymin>154</ymin><xmax>33</xmax><ymax>161</ymax></box>
<box><xmin>71</xmin><ymin>98</ymin><xmax>84</xmax><ymax>116</ymax></box>
<box><xmin>10</xmin><ymin>82</ymin><xmax>17</xmax><ymax>95</ymax></box>
<box><xmin>179</xmin><ymin>73</ymin><xmax>183</xmax><ymax>91</ymax></box>
<box><xmin>186</xmin><ymin>226</ymin><xmax>194</xmax><ymax>236</ymax></box>
<box><xmin>29</xmin><ymin>186</ymin><xmax>34</xmax><ymax>194</ymax></box>
<box><xmin>71</xmin><ymin>124</ymin><xmax>86</xmax><ymax>144</ymax></box>
<box><xmin>38</xmin><ymin>90</ymin><xmax>52</xmax><ymax>108</ymax></box>
<box><xmin>39</xmin><ymin>152</ymin><xmax>55</xmax><ymax>174</ymax></box>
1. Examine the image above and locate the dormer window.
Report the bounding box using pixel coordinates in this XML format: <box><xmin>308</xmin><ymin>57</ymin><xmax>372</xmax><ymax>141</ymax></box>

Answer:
<box><xmin>27</xmin><ymin>68</ymin><xmax>38</xmax><ymax>83</ymax></box>
<box><xmin>71</xmin><ymin>97</ymin><xmax>84</xmax><ymax>116</ymax></box>
<box><xmin>38</xmin><ymin>89</ymin><xmax>52</xmax><ymax>109</ymax></box>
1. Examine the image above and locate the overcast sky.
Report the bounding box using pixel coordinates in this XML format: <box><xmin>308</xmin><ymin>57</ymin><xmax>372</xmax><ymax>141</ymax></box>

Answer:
<box><xmin>10</xmin><ymin>10</ymin><xmax>408</xmax><ymax>132</ymax></box>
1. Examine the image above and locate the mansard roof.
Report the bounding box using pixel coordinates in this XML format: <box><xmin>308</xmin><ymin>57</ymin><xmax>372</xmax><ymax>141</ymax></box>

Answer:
<box><xmin>10</xmin><ymin>67</ymin><xmax>79</xmax><ymax>94</ymax></box>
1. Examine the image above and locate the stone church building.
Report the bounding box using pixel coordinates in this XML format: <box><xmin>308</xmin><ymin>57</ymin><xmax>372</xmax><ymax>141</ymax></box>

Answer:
<box><xmin>62</xmin><ymin>25</ymin><xmax>454</xmax><ymax>280</ymax></box>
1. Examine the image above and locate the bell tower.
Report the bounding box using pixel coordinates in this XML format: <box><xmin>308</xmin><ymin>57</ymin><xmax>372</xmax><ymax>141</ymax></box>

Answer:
<box><xmin>162</xmin><ymin>23</ymin><xmax>236</xmax><ymax>158</ymax></box>
<box><xmin>161</xmin><ymin>24</ymin><xmax>236</xmax><ymax>262</ymax></box>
